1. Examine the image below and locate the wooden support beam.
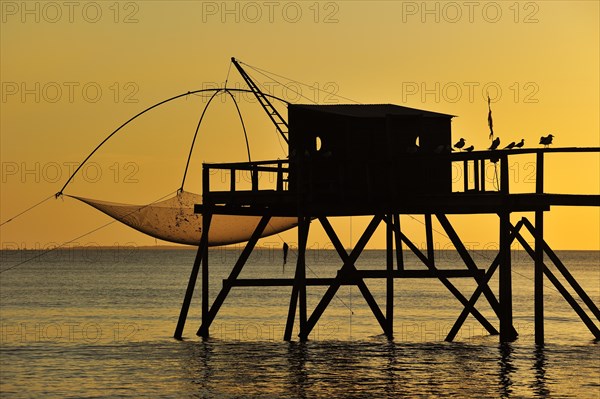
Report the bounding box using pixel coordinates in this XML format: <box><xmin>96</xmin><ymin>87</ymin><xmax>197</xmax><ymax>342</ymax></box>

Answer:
<box><xmin>513</xmin><ymin>225</ymin><xmax>600</xmax><ymax>339</ymax></box>
<box><xmin>386</xmin><ymin>214</ymin><xmax>394</xmax><ymax>339</ymax></box>
<box><xmin>500</xmin><ymin>154</ymin><xmax>509</xmax><ymax>194</ymax></box>
<box><xmin>301</xmin><ymin>215</ymin><xmax>384</xmax><ymax>340</ymax></box>
<box><xmin>499</xmin><ymin>212</ymin><xmax>517</xmax><ymax>342</ymax></box>
<box><xmin>197</xmin><ymin>215</ymin><xmax>271</xmax><ymax>337</ymax></box>
<box><xmin>425</xmin><ymin>214</ymin><xmax>435</xmax><ymax>264</ymax></box>
<box><xmin>284</xmin><ymin>282</ymin><xmax>299</xmax><ymax>341</ymax></box>
<box><xmin>358</xmin><ymin>269</ymin><xmax>483</xmax><ymax>278</ymax></box>
<box><xmin>174</xmin><ymin>213</ymin><xmax>212</xmax><ymax>340</ymax></box>
<box><xmin>521</xmin><ymin>218</ymin><xmax>600</xmax><ymax>322</ymax></box>
<box><xmin>393</xmin><ymin>215</ymin><xmax>404</xmax><ymax>271</ymax></box>
<box><xmin>535</xmin><ymin>152</ymin><xmax>545</xmax><ymax>345</ymax></box>
<box><xmin>397</xmin><ymin>230</ymin><xmax>499</xmax><ymax>336</ymax></box>
<box><xmin>463</xmin><ymin>160</ymin><xmax>469</xmax><ymax>192</ymax></box>
<box><xmin>436</xmin><ymin>214</ymin><xmax>516</xmax><ymax>336</ymax></box>
<box><xmin>480</xmin><ymin>159</ymin><xmax>486</xmax><ymax>192</ymax></box>
<box><xmin>298</xmin><ymin>218</ymin><xmax>309</xmax><ymax>337</ymax></box>
<box><xmin>445</xmin><ymin>219</ymin><xmax>525</xmax><ymax>341</ymax></box>
<box><xmin>474</xmin><ymin>160</ymin><xmax>480</xmax><ymax>192</ymax></box>
<box><xmin>284</xmin><ymin>217</ymin><xmax>310</xmax><ymax>341</ymax></box>
<box><xmin>201</xmin><ymin>213</ymin><xmax>211</xmax><ymax>336</ymax></box>
<box><xmin>534</xmin><ymin>214</ymin><xmax>544</xmax><ymax>344</ymax></box>
<box><xmin>542</xmin><ymin>267</ymin><xmax>600</xmax><ymax>340</ymax></box>
<box><xmin>229</xmin><ymin>270</ymin><xmax>484</xmax><ymax>287</ymax></box>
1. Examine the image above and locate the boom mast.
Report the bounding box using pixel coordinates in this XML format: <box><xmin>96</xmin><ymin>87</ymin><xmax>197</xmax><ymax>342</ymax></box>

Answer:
<box><xmin>231</xmin><ymin>57</ymin><xmax>289</xmax><ymax>144</ymax></box>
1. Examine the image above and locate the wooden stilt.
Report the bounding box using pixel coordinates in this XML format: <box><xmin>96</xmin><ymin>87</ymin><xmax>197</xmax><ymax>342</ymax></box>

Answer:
<box><xmin>499</xmin><ymin>211</ymin><xmax>517</xmax><ymax>342</ymax></box>
<box><xmin>284</xmin><ymin>217</ymin><xmax>310</xmax><ymax>340</ymax></box>
<box><xmin>474</xmin><ymin>160</ymin><xmax>480</xmax><ymax>191</ymax></box>
<box><xmin>534</xmin><ymin>151</ymin><xmax>545</xmax><ymax>345</ymax></box>
<box><xmin>284</xmin><ymin>283</ymin><xmax>299</xmax><ymax>341</ymax></box>
<box><xmin>392</xmin><ymin>214</ymin><xmax>404</xmax><ymax>271</ymax></box>
<box><xmin>197</xmin><ymin>216</ymin><xmax>271</xmax><ymax>337</ymax></box>
<box><xmin>425</xmin><ymin>214</ymin><xmax>435</xmax><ymax>264</ymax></box>
<box><xmin>534</xmin><ymin>210</ymin><xmax>544</xmax><ymax>345</ymax></box>
<box><xmin>174</xmin><ymin>213</ymin><xmax>212</xmax><ymax>339</ymax></box>
<box><xmin>386</xmin><ymin>214</ymin><xmax>394</xmax><ymax>339</ymax></box>
<box><xmin>480</xmin><ymin>159</ymin><xmax>486</xmax><ymax>192</ymax></box>
<box><xmin>201</xmin><ymin>212</ymin><xmax>211</xmax><ymax>338</ymax></box>
<box><xmin>298</xmin><ymin>217</ymin><xmax>309</xmax><ymax>339</ymax></box>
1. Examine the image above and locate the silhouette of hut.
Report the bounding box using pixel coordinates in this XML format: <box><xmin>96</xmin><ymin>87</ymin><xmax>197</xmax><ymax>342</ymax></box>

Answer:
<box><xmin>287</xmin><ymin>104</ymin><xmax>454</xmax><ymax>209</ymax></box>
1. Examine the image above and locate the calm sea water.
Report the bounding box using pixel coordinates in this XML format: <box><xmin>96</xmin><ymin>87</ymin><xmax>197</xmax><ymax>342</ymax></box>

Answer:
<box><xmin>1</xmin><ymin>248</ymin><xmax>599</xmax><ymax>398</ymax></box>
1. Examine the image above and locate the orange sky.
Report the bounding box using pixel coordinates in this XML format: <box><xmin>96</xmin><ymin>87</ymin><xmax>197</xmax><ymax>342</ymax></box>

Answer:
<box><xmin>1</xmin><ymin>1</ymin><xmax>598</xmax><ymax>251</ymax></box>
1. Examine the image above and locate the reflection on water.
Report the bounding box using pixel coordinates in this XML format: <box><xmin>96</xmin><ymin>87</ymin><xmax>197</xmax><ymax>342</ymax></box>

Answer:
<box><xmin>1</xmin><ymin>249</ymin><xmax>599</xmax><ymax>398</ymax></box>
<box><xmin>498</xmin><ymin>343</ymin><xmax>516</xmax><ymax>398</ymax></box>
<box><xmin>169</xmin><ymin>338</ymin><xmax>598</xmax><ymax>398</ymax></box>
<box><xmin>532</xmin><ymin>345</ymin><xmax>549</xmax><ymax>398</ymax></box>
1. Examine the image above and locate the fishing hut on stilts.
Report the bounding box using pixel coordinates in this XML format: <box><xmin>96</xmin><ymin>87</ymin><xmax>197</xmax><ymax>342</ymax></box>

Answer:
<box><xmin>175</xmin><ymin>58</ymin><xmax>600</xmax><ymax>344</ymax></box>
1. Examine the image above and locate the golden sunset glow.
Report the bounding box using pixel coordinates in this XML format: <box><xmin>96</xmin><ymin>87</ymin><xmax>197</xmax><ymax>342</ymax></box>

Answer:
<box><xmin>1</xmin><ymin>1</ymin><xmax>598</xmax><ymax>250</ymax></box>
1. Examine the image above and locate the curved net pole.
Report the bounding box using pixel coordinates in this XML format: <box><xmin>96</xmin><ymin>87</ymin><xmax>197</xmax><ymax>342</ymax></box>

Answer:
<box><xmin>179</xmin><ymin>89</ymin><xmax>253</xmax><ymax>193</ymax></box>
<box><xmin>56</xmin><ymin>88</ymin><xmax>289</xmax><ymax>197</ymax></box>
<box><xmin>225</xmin><ymin>89</ymin><xmax>252</xmax><ymax>163</ymax></box>
<box><xmin>179</xmin><ymin>89</ymin><xmax>223</xmax><ymax>193</ymax></box>
<box><xmin>56</xmin><ymin>88</ymin><xmax>219</xmax><ymax>197</ymax></box>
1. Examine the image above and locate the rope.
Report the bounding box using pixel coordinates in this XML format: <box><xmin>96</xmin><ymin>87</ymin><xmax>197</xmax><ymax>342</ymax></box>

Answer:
<box><xmin>0</xmin><ymin>190</ymin><xmax>177</xmax><ymax>274</ymax></box>
<box><xmin>0</xmin><ymin>194</ymin><xmax>54</xmax><ymax>227</ymax></box>
<box><xmin>244</xmin><ymin>65</ymin><xmax>317</xmax><ymax>104</ymax></box>
<box><xmin>224</xmin><ymin>59</ymin><xmax>233</xmax><ymax>88</ymax></box>
<box><xmin>240</xmin><ymin>60</ymin><xmax>361</xmax><ymax>104</ymax></box>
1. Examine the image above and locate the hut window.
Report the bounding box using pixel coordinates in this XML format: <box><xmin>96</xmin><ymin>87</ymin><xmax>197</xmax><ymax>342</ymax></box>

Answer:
<box><xmin>315</xmin><ymin>136</ymin><xmax>322</xmax><ymax>152</ymax></box>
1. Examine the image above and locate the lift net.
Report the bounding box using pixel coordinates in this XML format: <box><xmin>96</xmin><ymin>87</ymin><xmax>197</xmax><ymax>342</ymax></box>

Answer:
<box><xmin>71</xmin><ymin>191</ymin><xmax>297</xmax><ymax>246</ymax></box>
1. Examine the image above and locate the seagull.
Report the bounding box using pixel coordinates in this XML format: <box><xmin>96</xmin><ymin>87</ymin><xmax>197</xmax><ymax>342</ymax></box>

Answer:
<box><xmin>464</xmin><ymin>145</ymin><xmax>474</xmax><ymax>152</ymax></box>
<box><xmin>514</xmin><ymin>139</ymin><xmax>525</xmax><ymax>148</ymax></box>
<box><xmin>489</xmin><ymin>137</ymin><xmax>500</xmax><ymax>150</ymax></box>
<box><xmin>539</xmin><ymin>134</ymin><xmax>554</xmax><ymax>148</ymax></box>
<box><xmin>454</xmin><ymin>138</ymin><xmax>466</xmax><ymax>151</ymax></box>
<box><xmin>504</xmin><ymin>141</ymin><xmax>516</xmax><ymax>150</ymax></box>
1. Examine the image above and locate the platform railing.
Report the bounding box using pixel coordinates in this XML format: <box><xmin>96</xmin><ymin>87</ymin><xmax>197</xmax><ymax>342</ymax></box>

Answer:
<box><xmin>203</xmin><ymin>159</ymin><xmax>289</xmax><ymax>196</ymax></box>
<box><xmin>449</xmin><ymin>147</ymin><xmax>600</xmax><ymax>195</ymax></box>
<box><xmin>202</xmin><ymin>148</ymin><xmax>599</xmax><ymax>202</ymax></box>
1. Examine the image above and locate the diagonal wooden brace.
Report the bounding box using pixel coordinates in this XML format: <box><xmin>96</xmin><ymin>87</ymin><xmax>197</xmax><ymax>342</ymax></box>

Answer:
<box><xmin>445</xmin><ymin>219</ymin><xmax>525</xmax><ymax>341</ymax></box>
<box><xmin>300</xmin><ymin>215</ymin><xmax>385</xmax><ymax>340</ymax></box>
<box><xmin>395</xmin><ymin>228</ymin><xmax>499</xmax><ymax>337</ymax></box>
<box><xmin>197</xmin><ymin>215</ymin><xmax>271</xmax><ymax>338</ymax></box>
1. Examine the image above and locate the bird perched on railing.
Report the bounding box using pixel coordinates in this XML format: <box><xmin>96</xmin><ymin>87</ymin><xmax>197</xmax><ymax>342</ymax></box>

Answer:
<box><xmin>540</xmin><ymin>134</ymin><xmax>554</xmax><ymax>148</ymax></box>
<box><xmin>454</xmin><ymin>138</ymin><xmax>466</xmax><ymax>151</ymax></box>
<box><xmin>515</xmin><ymin>139</ymin><xmax>525</xmax><ymax>148</ymax></box>
<box><xmin>504</xmin><ymin>141</ymin><xmax>516</xmax><ymax>149</ymax></box>
<box><xmin>489</xmin><ymin>137</ymin><xmax>500</xmax><ymax>150</ymax></box>
<box><xmin>464</xmin><ymin>145</ymin><xmax>474</xmax><ymax>152</ymax></box>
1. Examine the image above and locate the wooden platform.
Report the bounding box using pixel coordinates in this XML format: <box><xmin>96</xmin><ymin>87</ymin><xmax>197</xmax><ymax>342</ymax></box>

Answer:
<box><xmin>174</xmin><ymin>147</ymin><xmax>600</xmax><ymax>344</ymax></box>
<box><xmin>196</xmin><ymin>192</ymin><xmax>598</xmax><ymax>217</ymax></box>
